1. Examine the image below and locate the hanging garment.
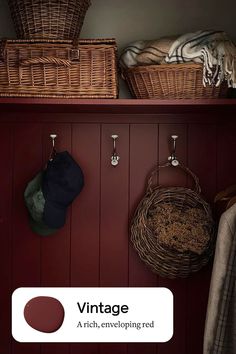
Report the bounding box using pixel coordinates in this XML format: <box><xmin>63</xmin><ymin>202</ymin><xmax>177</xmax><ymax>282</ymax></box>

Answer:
<box><xmin>24</xmin><ymin>151</ymin><xmax>84</xmax><ymax>236</ymax></box>
<box><xmin>203</xmin><ymin>203</ymin><xmax>236</xmax><ymax>354</ymax></box>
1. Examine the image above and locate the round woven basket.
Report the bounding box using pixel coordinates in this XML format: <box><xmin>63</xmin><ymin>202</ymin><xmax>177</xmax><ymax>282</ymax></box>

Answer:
<box><xmin>130</xmin><ymin>163</ymin><xmax>215</xmax><ymax>278</ymax></box>
<box><xmin>8</xmin><ymin>0</ymin><xmax>91</xmax><ymax>40</ymax></box>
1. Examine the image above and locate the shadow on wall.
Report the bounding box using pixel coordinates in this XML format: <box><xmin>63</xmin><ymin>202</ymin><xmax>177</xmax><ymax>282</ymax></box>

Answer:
<box><xmin>2</xmin><ymin>0</ymin><xmax>236</xmax><ymax>48</ymax></box>
<box><xmin>80</xmin><ymin>0</ymin><xmax>236</xmax><ymax>50</ymax></box>
<box><xmin>0</xmin><ymin>0</ymin><xmax>15</xmax><ymax>37</ymax></box>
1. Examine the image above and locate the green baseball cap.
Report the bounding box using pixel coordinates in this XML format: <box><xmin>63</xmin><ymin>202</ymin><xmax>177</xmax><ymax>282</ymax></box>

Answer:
<box><xmin>24</xmin><ymin>172</ymin><xmax>58</xmax><ymax>236</ymax></box>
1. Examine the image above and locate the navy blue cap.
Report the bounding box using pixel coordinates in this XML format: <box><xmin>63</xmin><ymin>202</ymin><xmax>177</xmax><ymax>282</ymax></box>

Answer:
<box><xmin>42</xmin><ymin>151</ymin><xmax>84</xmax><ymax>228</ymax></box>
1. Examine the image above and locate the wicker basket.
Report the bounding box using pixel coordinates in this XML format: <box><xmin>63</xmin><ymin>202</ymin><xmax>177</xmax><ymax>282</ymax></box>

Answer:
<box><xmin>130</xmin><ymin>163</ymin><xmax>215</xmax><ymax>278</ymax></box>
<box><xmin>122</xmin><ymin>63</ymin><xmax>228</xmax><ymax>99</ymax></box>
<box><xmin>0</xmin><ymin>39</ymin><xmax>118</xmax><ymax>98</ymax></box>
<box><xmin>8</xmin><ymin>0</ymin><xmax>91</xmax><ymax>40</ymax></box>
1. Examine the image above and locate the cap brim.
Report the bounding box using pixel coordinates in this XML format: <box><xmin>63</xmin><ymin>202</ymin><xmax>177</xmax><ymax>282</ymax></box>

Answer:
<box><xmin>29</xmin><ymin>216</ymin><xmax>58</xmax><ymax>236</ymax></box>
<box><xmin>43</xmin><ymin>201</ymin><xmax>66</xmax><ymax>229</ymax></box>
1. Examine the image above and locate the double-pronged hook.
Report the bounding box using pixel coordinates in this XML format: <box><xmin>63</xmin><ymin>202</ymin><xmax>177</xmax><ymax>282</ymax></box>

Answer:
<box><xmin>168</xmin><ymin>135</ymin><xmax>179</xmax><ymax>166</ymax></box>
<box><xmin>49</xmin><ymin>134</ymin><xmax>57</xmax><ymax>161</ymax></box>
<box><xmin>111</xmin><ymin>134</ymin><xmax>120</xmax><ymax>167</ymax></box>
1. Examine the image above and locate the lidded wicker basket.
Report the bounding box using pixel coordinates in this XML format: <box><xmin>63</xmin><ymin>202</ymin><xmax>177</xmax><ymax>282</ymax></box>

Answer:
<box><xmin>0</xmin><ymin>38</ymin><xmax>118</xmax><ymax>98</ymax></box>
<box><xmin>8</xmin><ymin>0</ymin><xmax>91</xmax><ymax>40</ymax></box>
<box><xmin>130</xmin><ymin>163</ymin><xmax>215</xmax><ymax>278</ymax></box>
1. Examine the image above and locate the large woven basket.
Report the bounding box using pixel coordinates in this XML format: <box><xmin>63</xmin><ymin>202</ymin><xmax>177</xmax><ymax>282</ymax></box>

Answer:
<box><xmin>130</xmin><ymin>163</ymin><xmax>215</xmax><ymax>278</ymax></box>
<box><xmin>0</xmin><ymin>38</ymin><xmax>118</xmax><ymax>98</ymax></box>
<box><xmin>8</xmin><ymin>0</ymin><xmax>91</xmax><ymax>40</ymax></box>
<box><xmin>122</xmin><ymin>63</ymin><xmax>227</xmax><ymax>99</ymax></box>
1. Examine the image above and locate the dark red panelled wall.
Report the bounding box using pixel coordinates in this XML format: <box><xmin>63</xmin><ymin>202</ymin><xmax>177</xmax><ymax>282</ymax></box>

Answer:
<box><xmin>0</xmin><ymin>99</ymin><xmax>236</xmax><ymax>354</ymax></box>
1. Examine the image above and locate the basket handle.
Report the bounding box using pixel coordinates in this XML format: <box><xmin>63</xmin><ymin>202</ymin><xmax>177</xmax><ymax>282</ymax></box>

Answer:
<box><xmin>147</xmin><ymin>162</ymin><xmax>201</xmax><ymax>194</ymax></box>
<box><xmin>20</xmin><ymin>56</ymin><xmax>72</xmax><ymax>67</ymax></box>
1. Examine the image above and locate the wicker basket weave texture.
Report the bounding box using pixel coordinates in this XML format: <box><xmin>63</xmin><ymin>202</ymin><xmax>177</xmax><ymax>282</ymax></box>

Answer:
<box><xmin>130</xmin><ymin>164</ymin><xmax>215</xmax><ymax>279</ymax></box>
<box><xmin>123</xmin><ymin>63</ymin><xmax>227</xmax><ymax>99</ymax></box>
<box><xmin>8</xmin><ymin>0</ymin><xmax>91</xmax><ymax>40</ymax></box>
<box><xmin>0</xmin><ymin>39</ymin><xmax>118</xmax><ymax>98</ymax></box>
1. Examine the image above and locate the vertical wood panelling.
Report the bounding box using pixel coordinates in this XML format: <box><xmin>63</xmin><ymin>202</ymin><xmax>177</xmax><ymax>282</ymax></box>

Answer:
<box><xmin>186</xmin><ymin>124</ymin><xmax>217</xmax><ymax>354</ymax></box>
<box><xmin>100</xmin><ymin>124</ymin><xmax>129</xmax><ymax>354</ymax></box>
<box><xmin>188</xmin><ymin>124</ymin><xmax>217</xmax><ymax>201</ymax></box>
<box><xmin>0</xmin><ymin>109</ymin><xmax>235</xmax><ymax>354</ymax></box>
<box><xmin>41</xmin><ymin>123</ymin><xmax>72</xmax><ymax>287</ymax></box>
<box><xmin>40</xmin><ymin>124</ymin><xmax>71</xmax><ymax>354</ymax></box>
<box><xmin>217</xmin><ymin>121</ymin><xmax>236</xmax><ymax>190</ymax></box>
<box><xmin>71</xmin><ymin>124</ymin><xmax>100</xmax><ymax>286</ymax></box>
<box><xmin>157</xmin><ymin>124</ymin><xmax>187</xmax><ymax>354</ymax></box>
<box><xmin>100</xmin><ymin>124</ymin><xmax>129</xmax><ymax>286</ymax></box>
<box><xmin>128</xmin><ymin>124</ymin><xmax>158</xmax><ymax>354</ymax></box>
<box><xmin>70</xmin><ymin>123</ymin><xmax>100</xmax><ymax>354</ymax></box>
<box><xmin>12</xmin><ymin>123</ymin><xmax>42</xmax><ymax>354</ymax></box>
<box><xmin>0</xmin><ymin>124</ymin><xmax>12</xmax><ymax>354</ymax></box>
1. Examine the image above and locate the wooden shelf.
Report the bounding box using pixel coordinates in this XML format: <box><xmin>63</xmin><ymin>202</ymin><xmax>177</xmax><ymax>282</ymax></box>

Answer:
<box><xmin>0</xmin><ymin>97</ymin><xmax>236</xmax><ymax>114</ymax></box>
<box><xmin>0</xmin><ymin>97</ymin><xmax>235</xmax><ymax>124</ymax></box>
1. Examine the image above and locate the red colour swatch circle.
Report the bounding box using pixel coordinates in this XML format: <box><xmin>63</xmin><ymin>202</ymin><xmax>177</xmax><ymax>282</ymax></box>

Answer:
<box><xmin>24</xmin><ymin>296</ymin><xmax>64</xmax><ymax>333</ymax></box>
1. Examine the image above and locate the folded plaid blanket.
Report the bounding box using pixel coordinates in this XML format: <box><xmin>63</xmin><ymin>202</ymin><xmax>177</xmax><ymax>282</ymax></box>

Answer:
<box><xmin>119</xmin><ymin>40</ymin><xmax>147</xmax><ymax>68</ymax></box>
<box><xmin>120</xmin><ymin>30</ymin><xmax>236</xmax><ymax>88</ymax></box>
<box><xmin>119</xmin><ymin>38</ymin><xmax>175</xmax><ymax>68</ymax></box>
<box><xmin>165</xmin><ymin>30</ymin><xmax>236</xmax><ymax>87</ymax></box>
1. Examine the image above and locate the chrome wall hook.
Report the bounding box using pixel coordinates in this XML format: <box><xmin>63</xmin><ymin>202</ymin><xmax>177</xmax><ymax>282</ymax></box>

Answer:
<box><xmin>49</xmin><ymin>134</ymin><xmax>57</xmax><ymax>161</ymax></box>
<box><xmin>50</xmin><ymin>134</ymin><xmax>57</xmax><ymax>147</ymax></box>
<box><xmin>111</xmin><ymin>134</ymin><xmax>120</xmax><ymax>167</ymax></box>
<box><xmin>168</xmin><ymin>135</ymin><xmax>179</xmax><ymax>166</ymax></box>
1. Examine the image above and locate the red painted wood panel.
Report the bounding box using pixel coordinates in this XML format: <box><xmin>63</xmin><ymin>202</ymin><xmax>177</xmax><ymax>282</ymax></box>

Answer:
<box><xmin>71</xmin><ymin>124</ymin><xmax>100</xmax><ymax>287</ymax></box>
<box><xmin>217</xmin><ymin>121</ymin><xmax>236</xmax><ymax>190</ymax></box>
<box><xmin>100</xmin><ymin>124</ymin><xmax>129</xmax><ymax>287</ymax></box>
<box><xmin>0</xmin><ymin>104</ymin><xmax>235</xmax><ymax>354</ymax></box>
<box><xmin>186</xmin><ymin>124</ymin><xmax>217</xmax><ymax>354</ymax></box>
<box><xmin>12</xmin><ymin>123</ymin><xmax>42</xmax><ymax>354</ymax></box>
<box><xmin>100</xmin><ymin>124</ymin><xmax>129</xmax><ymax>354</ymax></box>
<box><xmin>129</xmin><ymin>124</ymin><xmax>158</xmax><ymax>286</ymax></box>
<box><xmin>41</xmin><ymin>124</ymin><xmax>72</xmax><ymax>286</ymax></box>
<box><xmin>128</xmin><ymin>124</ymin><xmax>158</xmax><ymax>354</ymax></box>
<box><xmin>70</xmin><ymin>123</ymin><xmax>100</xmax><ymax>354</ymax></box>
<box><xmin>157</xmin><ymin>124</ymin><xmax>188</xmax><ymax>354</ymax></box>
<box><xmin>0</xmin><ymin>124</ymin><xmax>12</xmax><ymax>354</ymax></box>
<box><xmin>188</xmin><ymin>124</ymin><xmax>217</xmax><ymax>201</ymax></box>
<box><xmin>40</xmin><ymin>124</ymin><xmax>71</xmax><ymax>354</ymax></box>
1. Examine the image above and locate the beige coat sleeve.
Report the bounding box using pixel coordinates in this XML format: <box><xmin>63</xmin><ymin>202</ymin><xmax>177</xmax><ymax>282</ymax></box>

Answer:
<box><xmin>203</xmin><ymin>206</ymin><xmax>235</xmax><ymax>353</ymax></box>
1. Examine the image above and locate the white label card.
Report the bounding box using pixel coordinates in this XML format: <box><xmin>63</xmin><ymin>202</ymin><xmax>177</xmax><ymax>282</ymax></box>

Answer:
<box><xmin>12</xmin><ymin>287</ymin><xmax>173</xmax><ymax>343</ymax></box>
